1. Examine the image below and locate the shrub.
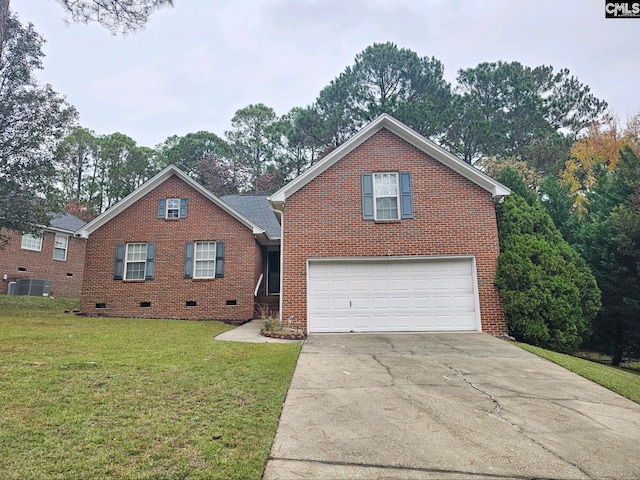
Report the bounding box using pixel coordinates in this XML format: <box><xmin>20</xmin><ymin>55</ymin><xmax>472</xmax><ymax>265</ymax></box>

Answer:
<box><xmin>495</xmin><ymin>194</ymin><xmax>601</xmax><ymax>353</ymax></box>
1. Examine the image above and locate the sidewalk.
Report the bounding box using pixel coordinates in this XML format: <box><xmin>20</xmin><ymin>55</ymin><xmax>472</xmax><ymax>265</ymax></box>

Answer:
<box><xmin>215</xmin><ymin>319</ymin><xmax>303</xmax><ymax>344</ymax></box>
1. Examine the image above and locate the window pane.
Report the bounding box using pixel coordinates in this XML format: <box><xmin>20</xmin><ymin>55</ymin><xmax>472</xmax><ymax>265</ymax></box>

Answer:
<box><xmin>54</xmin><ymin>235</ymin><xmax>67</xmax><ymax>249</ymax></box>
<box><xmin>126</xmin><ymin>243</ymin><xmax>147</xmax><ymax>262</ymax></box>
<box><xmin>195</xmin><ymin>260</ymin><xmax>215</xmax><ymax>278</ymax></box>
<box><xmin>374</xmin><ymin>173</ymin><xmax>398</xmax><ymax>196</ymax></box>
<box><xmin>195</xmin><ymin>242</ymin><xmax>215</xmax><ymax>260</ymax></box>
<box><xmin>125</xmin><ymin>243</ymin><xmax>147</xmax><ymax>280</ymax></box>
<box><xmin>21</xmin><ymin>234</ymin><xmax>42</xmax><ymax>251</ymax></box>
<box><xmin>376</xmin><ymin>197</ymin><xmax>398</xmax><ymax>220</ymax></box>
<box><xmin>126</xmin><ymin>262</ymin><xmax>146</xmax><ymax>280</ymax></box>
<box><xmin>166</xmin><ymin>198</ymin><xmax>180</xmax><ymax>218</ymax></box>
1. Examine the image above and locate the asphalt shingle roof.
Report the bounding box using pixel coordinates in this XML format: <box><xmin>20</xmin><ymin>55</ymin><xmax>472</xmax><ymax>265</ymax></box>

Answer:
<box><xmin>220</xmin><ymin>195</ymin><xmax>281</xmax><ymax>239</ymax></box>
<box><xmin>49</xmin><ymin>213</ymin><xmax>87</xmax><ymax>233</ymax></box>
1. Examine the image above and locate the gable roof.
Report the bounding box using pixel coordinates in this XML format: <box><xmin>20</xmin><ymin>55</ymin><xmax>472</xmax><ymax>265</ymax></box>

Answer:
<box><xmin>49</xmin><ymin>213</ymin><xmax>87</xmax><ymax>233</ymax></box>
<box><xmin>269</xmin><ymin>114</ymin><xmax>510</xmax><ymax>209</ymax></box>
<box><xmin>75</xmin><ymin>165</ymin><xmax>269</xmax><ymax>240</ymax></box>
<box><xmin>220</xmin><ymin>195</ymin><xmax>281</xmax><ymax>239</ymax></box>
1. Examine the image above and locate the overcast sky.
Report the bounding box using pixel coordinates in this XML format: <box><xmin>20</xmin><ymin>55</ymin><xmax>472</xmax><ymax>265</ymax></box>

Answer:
<box><xmin>11</xmin><ymin>0</ymin><xmax>640</xmax><ymax>148</ymax></box>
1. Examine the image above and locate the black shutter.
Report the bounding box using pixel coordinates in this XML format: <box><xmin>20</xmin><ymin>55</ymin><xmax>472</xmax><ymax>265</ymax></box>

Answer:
<box><xmin>362</xmin><ymin>174</ymin><xmax>374</xmax><ymax>220</ymax></box>
<box><xmin>157</xmin><ymin>198</ymin><xmax>166</xmax><ymax>218</ymax></box>
<box><xmin>400</xmin><ymin>172</ymin><xmax>413</xmax><ymax>219</ymax></box>
<box><xmin>179</xmin><ymin>198</ymin><xmax>188</xmax><ymax>218</ymax></box>
<box><xmin>184</xmin><ymin>242</ymin><xmax>194</xmax><ymax>278</ymax></box>
<box><xmin>114</xmin><ymin>243</ymin><xmax>125</xmax><ymax>280</ymax></box>
<box><xmin>145</xmin><ymin>243</ymin><xmax>156</xmax><ymax>280</ymax></box>
<box><xmin>215</xmin><ymin>241</ymin><xmax>225</xmax><ymax>278</ymax></box>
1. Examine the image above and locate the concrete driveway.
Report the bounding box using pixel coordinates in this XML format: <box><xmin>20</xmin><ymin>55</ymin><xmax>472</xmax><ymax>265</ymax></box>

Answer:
<box><xmin>264</xmin><ymin>333</ymin><xmax>640</xmax><ymax>479</ymax></box>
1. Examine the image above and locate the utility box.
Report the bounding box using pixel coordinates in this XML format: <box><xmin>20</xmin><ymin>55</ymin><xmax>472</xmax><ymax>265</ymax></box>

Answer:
<box><xmin>15</xmin><ymin>279</ymin><xmax>52</xmax><ymax>297</ymax></box>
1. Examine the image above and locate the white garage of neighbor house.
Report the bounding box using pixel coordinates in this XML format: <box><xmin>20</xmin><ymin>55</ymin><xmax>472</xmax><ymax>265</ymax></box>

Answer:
<box><xmin>307</xmin><ymin>256</ymin><xmax>480</xmax><ymax>333</ymax></box>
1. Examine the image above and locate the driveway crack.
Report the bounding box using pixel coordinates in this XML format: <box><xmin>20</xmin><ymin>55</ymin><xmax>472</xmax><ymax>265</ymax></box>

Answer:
<box><xmin>455</xmin><ymin>369</ymin><xmax>595</xmax><ymax>480</ymax></box>
<box><xmin>455</xmin><ymin>369</ymin><xmax>502</xmax><ymax>416</ymax></box>
<box><xmin>372</xmin><ymin>354</ymin><xmax>395</xmax><ymax>386</ymax></box>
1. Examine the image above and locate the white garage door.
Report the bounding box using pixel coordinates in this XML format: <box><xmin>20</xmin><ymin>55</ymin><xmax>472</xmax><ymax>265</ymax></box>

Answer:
<box><xmin>308</xmin><ymin>258</ymin><xmax>479</xmax><ymax>333</ymax></box>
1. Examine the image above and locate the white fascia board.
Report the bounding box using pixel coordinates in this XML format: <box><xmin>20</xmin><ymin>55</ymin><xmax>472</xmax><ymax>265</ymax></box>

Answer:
<box><xmin>269</xmin><ymin>114</ymin><xmax>510</xmax><ymax>205</ymax></box>
<box><xmin>76</xmin><ymin>165</ymin><xmax>265</xmax><ymax>238</ymax></box>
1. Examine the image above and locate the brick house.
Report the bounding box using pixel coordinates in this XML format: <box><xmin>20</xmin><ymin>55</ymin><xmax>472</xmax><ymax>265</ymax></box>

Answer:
<box><xmin>269</xmin><ymin>114</ymin><xmax>510</xmax><ymax>335</ymax></box>
<box><xmin>76</xmin><ymin>167</ymin><xmax>280</xmax><ymax>322</ymax></box>
<box><xmin>0</xmin><ymin>213</ymin><xmax>87</xmax><ymax>297</ymax></box>
<box><xmin>78</xmin><ymin>114</ymin><xmax>509</xmax><ymax>334</ymax></box>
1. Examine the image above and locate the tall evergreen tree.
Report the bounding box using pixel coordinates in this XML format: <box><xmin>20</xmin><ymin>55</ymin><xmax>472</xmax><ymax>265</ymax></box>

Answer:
<box><xmin>578</xmin><ymin>146</ymin><xmax>640</xmax><ymax>364</ymax></box>
<box><xmin>445</xmin><ymin>61</ymin><xmax>607</xmax><ymax>169</ymax></box>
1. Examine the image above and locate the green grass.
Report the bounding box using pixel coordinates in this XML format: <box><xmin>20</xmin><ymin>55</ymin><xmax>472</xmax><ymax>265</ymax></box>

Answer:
<box><xmin>516</xmin><ymin>342</ymin><xmax>640</xmax><ymax>404</ymax></box>
<box><xmin>0</xmin><ymin>295</ymin><xmax>301</xmax><ymax>479</ymax></box>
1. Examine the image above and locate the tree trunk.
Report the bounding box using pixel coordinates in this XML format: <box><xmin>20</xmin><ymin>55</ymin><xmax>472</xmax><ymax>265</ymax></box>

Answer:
<box><xmin>0</xmin><ymin>0</ymin><xmax>9</xmax><ymax>60</ymax></box>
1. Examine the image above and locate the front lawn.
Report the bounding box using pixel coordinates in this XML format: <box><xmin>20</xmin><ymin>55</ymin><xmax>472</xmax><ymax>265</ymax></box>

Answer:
<box><xmin>0</xmin><ymin>295</ymin><xmax>300</xmax><ymax>479</ymax></box>
<box><xmin>516</xmin><ymin>343</ymin><xmax>640</xmax><ymax>404</ymax></box>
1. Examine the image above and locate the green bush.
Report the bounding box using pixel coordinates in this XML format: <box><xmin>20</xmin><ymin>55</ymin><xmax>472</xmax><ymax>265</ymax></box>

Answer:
<box><xmin>495</xmin><ymin>194</ymin><xmax>601</xmax><ymax>353</ymax></box>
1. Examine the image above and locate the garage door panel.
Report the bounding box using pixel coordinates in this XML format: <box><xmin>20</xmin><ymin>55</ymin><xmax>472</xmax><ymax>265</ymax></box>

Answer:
<box><xmin>392</xmin><ymin>296</ymin><xmax>411</xmax><ymax>309</ymax></box>
<box><xmin>352</xmin><ymin>314</ymin><xmax>372</xmax><ymax>330</ymax></box>
<box><xmin>371</xmin><ymin>297</ymin><xmax>389</xmax><ymax>309</ymax></box>
<box><xmin>413</xmin><ymin>296</ymin><xmax>430</xmax><ymax>309</ymax></box>
<box><xmin>371</xmin><ymin>279</ymin><xmax>389</xmax><ymax>291</ymax></box>
<box><xmin>352</xmin><ymin>297</ymin><xmax>371</xmax><ymax>310</ymax></box>
<box><xmin>452</xmin><ymin>277</ymin><xmax>473</xmax><ymax>290</ymax></box>
<box><xmin>351</xmin><ymin>279</ymin><xmax>369</xmax><ymax>292</ymax></box>
<box><xmin>333</xmin><ymin>298</ymin><xmax>350</xmax><ymax>310</ymax></box>
<box><xmin>332</xmin><ymin>279</ymin><xmax>349</xmax><ymax>293</ymax></box>
<box><xmin>393</xmin><ymin>315</ymin><xmax>412</xmax><ymax>329</ymax></box>
<box><xmin>454</xmin><ymin>295</ymin><xmax>474</xmax><ymax>309</ymax></box>
<box><xmin>308</xmin><ymin>259</ymin><xmax>479</xmax><ymax>333</ymax></box>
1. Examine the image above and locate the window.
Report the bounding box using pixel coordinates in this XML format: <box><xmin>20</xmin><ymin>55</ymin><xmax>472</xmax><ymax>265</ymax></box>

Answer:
<box><xmin>184</xmin><ymin>241</ymin><xmax>225</xmax><ymax>279</ymax></box>
<box><xmin>125</xmin><ymin>243</ymin><xmax>147</xmax><ymax>280</ymax></box>
<box><xmin>166</xmin><ymin>198</ymin><xmax>180</xmax><ymax>218</ymax></box>
<box><xmin>113</xmin><ymin>243</ymin><xmax>156</xmax><ymax>281</ymax></box>
<box><xmin>53</xmin><ymin>235</ymin><xmax>68</xmax><ymax>261</ymax></box>
<box><xmin>362</xmin><ymin>172</ymin><xmax>413</xmax><ymax>221</ymax></box>
<box><xmin>194</xmin><ymin>241</ymin><xmax>216</xmax><ymax>278</ymax></box>
<box><xmin>158</xmin><ymin>198</ymin><xmax>187</xmax><ymax>219</ymax></box>
<box><xmin>21</xmin><ymin>234</ymin><xmax>42</xmax><ymax>251</ymax></box>
<box><xmin>374</xmin><ymin>173</ymin><xmax>399</xmax><ymax>220</ymax></box>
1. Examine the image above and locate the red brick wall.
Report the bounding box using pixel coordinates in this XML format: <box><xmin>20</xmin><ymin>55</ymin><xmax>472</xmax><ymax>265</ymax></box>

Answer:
<box><xmin>281</xmin><ymin>129</ymin><xmax>507</xmax><ymax>335</ymax></box>
<box><xmin>0</xmin><ymin>228</ymin><xmax>85</xmax><ymax>297</ymax></box>
<box><xmin>80</xmin><ymin>176</ymin><xmax>262</xmax><ymax>322</ymax></box>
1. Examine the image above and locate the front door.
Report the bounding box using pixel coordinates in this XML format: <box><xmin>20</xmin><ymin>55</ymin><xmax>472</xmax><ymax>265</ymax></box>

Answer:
<box><xmin>267</xmin><ymin>250</ymin><xmax>280</xmax><ymax>295</ymax></box>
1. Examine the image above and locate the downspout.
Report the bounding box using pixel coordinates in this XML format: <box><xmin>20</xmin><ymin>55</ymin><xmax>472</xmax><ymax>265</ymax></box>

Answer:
<box><xmin>270</xmin><ymin>204</ymin><xmax>284</xmax><ymax>322</ymax></box>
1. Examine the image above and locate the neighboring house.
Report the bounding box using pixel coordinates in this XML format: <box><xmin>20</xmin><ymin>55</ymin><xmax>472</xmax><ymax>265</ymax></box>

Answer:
<box><xmin>0</xmin><ymin>213</ymin><xmax>87</xmax><ymax>297</ymax></box>
<box><xmin>76</xmin><ymin>168</ymin><xmax>280</xmax><ymax>322</ymax></box>
<box><xmin>77</xmin><ymin>114</ymin><xmax>510</xmax><ymax>335</ymax></box>
<box><xmin>269</xmin><ymin>114</ymin><xmax>510</xmax><ymax>335</ymax></box>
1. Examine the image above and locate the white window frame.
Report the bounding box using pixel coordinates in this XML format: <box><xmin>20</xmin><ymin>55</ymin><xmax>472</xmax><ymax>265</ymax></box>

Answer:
<box><xmin>166</xmin><ymin>198</ymin><xmax>180</xmax><ymax>218</ymax></box>
<box><xmin>194</xmin><ymin>241</ymin><xmax>216</xmax><ymax>279</ymax></box>
<box><xmin>21</xmin><ymin>233</ymin><xmax>43</xmax><ymax>251</ymax></box>
<box><xmin>373</xmin><ymin>172</ymin><xmax>400</xmax><ymax>220</ymax></box>
<box><xmin>53</xmin><ymin>234</ymin><xmax>68</xmax><ymax>261</ymax></box>
<box><xmin>125</xmin><ymin>243</ymin><xmax>147</xmax><ymax>280</ymax></box>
